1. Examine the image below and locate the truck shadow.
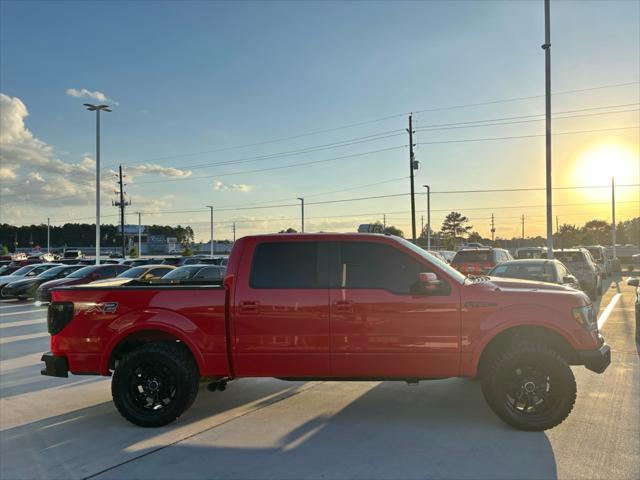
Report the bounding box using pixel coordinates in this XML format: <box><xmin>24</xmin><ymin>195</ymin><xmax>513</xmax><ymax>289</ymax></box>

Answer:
<box><xmin>1</xmin><ymin>379</ymin><xmax>557</xmax><ymax>480</ymax></box>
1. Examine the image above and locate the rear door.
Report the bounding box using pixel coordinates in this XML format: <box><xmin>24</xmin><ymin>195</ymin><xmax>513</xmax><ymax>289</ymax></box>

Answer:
<box><xmin>232</xmin><ymin>240</ymin><xmax>331</xmax><ymax>377</ymax></box>
<box><xmin>329</xmin><ymin>241</ymin><xmax>461</xmax><ymax>378</ymax></box>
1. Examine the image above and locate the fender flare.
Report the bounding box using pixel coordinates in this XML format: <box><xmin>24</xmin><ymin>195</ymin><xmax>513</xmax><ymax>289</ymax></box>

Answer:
<box><xmin>468</xmin><ymin>304</ymin><xmax>580</xmax><ymax>377</ymax></box>
<box><xmin>99</xmin><ymin>310</ymin><xmax>206</xmax><ymax>375</ymax></box>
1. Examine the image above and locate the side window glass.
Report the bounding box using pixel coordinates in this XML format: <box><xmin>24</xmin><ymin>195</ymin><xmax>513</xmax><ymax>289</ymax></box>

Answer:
<box><xmin>250</xmin><ymin>242</ymin><xmax>324</xmax><ymax>289</ymax></box>
<box><xmin>339</xmin><ymin>242</ymin><xmax>429</xmax><ymax>295</ymax></box>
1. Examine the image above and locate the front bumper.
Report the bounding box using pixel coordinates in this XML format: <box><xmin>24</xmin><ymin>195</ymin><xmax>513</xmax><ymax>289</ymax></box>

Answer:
<box><xmin>41</xmin><ymin>352</ymin><xmax>68</xmax><ymax>378</ymax></box>
<box><xmin>577</xmin><ymin>344</ymin><xmax>611</xmax><ymax>373</ymax></box>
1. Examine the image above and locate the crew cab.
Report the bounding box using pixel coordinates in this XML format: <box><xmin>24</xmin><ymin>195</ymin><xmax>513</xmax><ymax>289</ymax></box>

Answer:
<box><xmin>41</xmin><ymin>234</ymin><xmax>610</xmax><ymax>431</ymax></box>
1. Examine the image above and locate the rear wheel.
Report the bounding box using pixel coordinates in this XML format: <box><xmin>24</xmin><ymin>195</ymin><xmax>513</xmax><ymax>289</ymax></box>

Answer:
<box><xmin>481</xmin><ymin>341</ymin><xmax>576</xmax><ymax>431</ymax></box>
<box><xmin>112</xmin><ymin>342</ymin><xmax>199</xmax><ymax>427</ymax></box>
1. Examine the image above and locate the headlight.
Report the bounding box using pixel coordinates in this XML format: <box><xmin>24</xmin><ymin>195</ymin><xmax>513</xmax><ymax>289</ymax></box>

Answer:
<box><xmin>572</xmin><ymin>305</ymin><xmax>596</xmax><ymax>330</ymax></box>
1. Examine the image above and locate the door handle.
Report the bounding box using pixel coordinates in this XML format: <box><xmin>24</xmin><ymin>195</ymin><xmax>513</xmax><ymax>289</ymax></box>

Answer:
<box><xmin>334</xmin><ymin>300</ymin><xmax>354</xmax><ymax>312</ymax></box>
<box><xmin>239</xmin><ymin>301</ymin><xmax>259</xmax><ymax>313</ymax></box>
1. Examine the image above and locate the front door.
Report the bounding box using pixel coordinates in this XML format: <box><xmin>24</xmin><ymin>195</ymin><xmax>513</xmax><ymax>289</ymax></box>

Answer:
<box><xmin>329</xmin><ymin>241</ymin><xmax>461</xmax><ymax>378</ymax></box>
<box><xmin>233</xmin><ymin>240</ymin><xmax>331</xmax><ymax>377</ymax></box>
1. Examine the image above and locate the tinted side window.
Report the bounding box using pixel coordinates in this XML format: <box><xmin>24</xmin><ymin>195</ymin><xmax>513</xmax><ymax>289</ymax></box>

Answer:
<box><xmin>250</xmin><ymin>242</ymin><xmax>324</xmax><ymax>289</ymax></box>
<box><xmin>339</xmin><ymin>242</ymin><xmax>426</xmax><ymax>294</ymax></box>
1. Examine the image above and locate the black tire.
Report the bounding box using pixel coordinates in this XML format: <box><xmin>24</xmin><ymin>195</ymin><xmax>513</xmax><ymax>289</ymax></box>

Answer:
<box><xmin>112</xmin><ymin>342</ymin><xmax>199</xmax><ymax>427</ymax></box>
<box><xmin>481</xmin><ymin>341</ymin><xmax>576</xmax><ymax>431</ymax></box>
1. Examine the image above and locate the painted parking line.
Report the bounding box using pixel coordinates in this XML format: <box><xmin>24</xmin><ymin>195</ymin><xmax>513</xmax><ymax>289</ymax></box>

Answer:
<box><xmin>0</xmin><ymin>319</ymin><xmax>45</xmax><ymax>329</ymax></box>
<box><xmin>0</xmin><ymin>352</ymin><xmax>43</xmax><ymax>373</ymax></box>
<box><xmin>0</xmin><ymin>303</ymin><xmax>37</xmax><ymax>310</ymax></box>
<box><xmin>0</xmin><ymin>332</ymin><xmax>49</xmax><ymax>344</ymax></box>
<box><xmin>597</xmin><ymin>293</ymin><xmax>622</xmax><ymax>330</ymax></box>
<box><xmin>0</xmin><ymin>309</ymin><xmax>47</xmax><ymax>317</ymax></box>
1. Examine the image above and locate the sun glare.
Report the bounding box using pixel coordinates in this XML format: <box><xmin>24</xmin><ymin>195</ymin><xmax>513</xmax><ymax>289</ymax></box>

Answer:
<box><xmin>572</xmin><ymin>142</ymin><xmax>638</xmax><ymax>187</ymax></box>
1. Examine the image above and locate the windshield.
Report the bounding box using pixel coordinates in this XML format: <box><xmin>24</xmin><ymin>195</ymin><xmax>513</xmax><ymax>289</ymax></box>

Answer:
<box><xmin>453</xmin><ymin>250</ymin><xmax>493</xmax><ymax>263</ymax></box>
<box><xmin>399</xmin><ymin>239</ymin><xmax>466</xmax><ymax>284</ymax></box>
<box><xmin>12</xmin><ymin>265</ymin><xmax>36</xmax><ymax>276</ymax></box>
<box><xmin>67</xmin><ymin>266</ymin><xmax>97</xmax><ymax>278</ymax></box>
<box><xmin>162</xmin><ymin>266</ymin><xmax>203</xmax><ymax>280</ymax></box>
<box><xmin>555</xmin><ymin>251</ymin><xmax>587</xmax><ymax>264</ymax></box>
<box><xmin>118</xmin><ymin>266</ymin><xmax>148</xmax><ymax>278</ymax></box>
<box><xmin>585</xmin><ymin>248</ymin><xmax>603</xmax><ymax>261</ymax></box>
<box><xmin>38</xmin><ymin>266</ymin><xmax>69</xmax><ymax>278</ymax></box>
<box><xmin>490</xmin><ymin>262</ymin><xmax>556</xmax><ymax>283</ymax></box>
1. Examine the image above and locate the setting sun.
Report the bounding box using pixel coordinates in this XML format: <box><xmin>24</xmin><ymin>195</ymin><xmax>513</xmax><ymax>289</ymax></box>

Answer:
<box><xmin>572</xmin><ymin>142</ymin><xmax>638</xmax><ymax>186</ymax></box>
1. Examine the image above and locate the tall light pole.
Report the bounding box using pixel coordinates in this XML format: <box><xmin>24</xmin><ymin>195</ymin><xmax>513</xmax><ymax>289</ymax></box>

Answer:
<box><xmin>407</xmin><ymin>114</ymin><xmax>417</xmax><ymax>242</ymax></box>
<box><xmin>423</xmin><ymin>185</ymin><xmax>431</xmax><ymax>249</ymax></box>
<box><xmin>137</xmin><ymin>212</ymin><xmax>142</xmax><ymax>257</ymax></box>
<box><xmin>47</xmin><ymin>217</ymin><xmax>50</xmax><ymax>254</ymax></box>
<box><xmin>542</xmin><ymin>0</ymin><xmax>553</xmax><ymax>259</ymax></box>
<box><xmin>297</xmin><ymin>198</ymin><xmax>305</xmax><ymax>233</ymax></box>
<box><xmin>206</xmin><ymin>205</ymin><xmax>214</xmax><ymax>257</ymax></box>
<box><xmin>611</xmin><ymin>177</ymin><xmax>617</xmax><ymax>260</ymax></box>
<box><xmin>84</xmin><ymin>103</ymin><xmax>111</xmax><ymax>264</ymax></box>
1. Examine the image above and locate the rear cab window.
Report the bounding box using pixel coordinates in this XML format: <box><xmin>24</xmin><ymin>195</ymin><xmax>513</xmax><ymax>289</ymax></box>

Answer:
<box><xmin>250</xmin><ymin>241</ymin><xmax>328</xmax><ymax>289</ymax></box>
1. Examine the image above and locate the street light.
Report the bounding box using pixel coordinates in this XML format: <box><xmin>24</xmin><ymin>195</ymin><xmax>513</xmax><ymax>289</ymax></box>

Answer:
<box><xmin>206</xmin><ymin>205</ymin><xmax>214</xmax><ymax>257</ymax></box>
<box><xmin>297</xmin><ymin>198</ymin><xmax>305</xmax><ymax>233</ymax></box>
<box><xmin>423</xmin><ymin>185</ymin><xmax>431</xmax><ymax>250</ymax></box>
<box><xmin>137</xmin><ymin>212</ymin><xmax>142</xmax><ymax>258</ymax></box>
<box><xmin>84</xmin><ymin>103</ymin><xmax>111</xmax><ymax>264</ymax></box>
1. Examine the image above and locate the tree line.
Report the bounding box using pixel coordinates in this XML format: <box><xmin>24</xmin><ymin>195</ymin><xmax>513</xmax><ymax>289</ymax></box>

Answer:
<box><xmin>0</xmin><ymin>223</ymin><xmax>195</xmax><ymax>251</ymax></box>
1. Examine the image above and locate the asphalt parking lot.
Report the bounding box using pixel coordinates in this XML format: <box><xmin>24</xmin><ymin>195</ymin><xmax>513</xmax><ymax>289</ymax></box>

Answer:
<box><xmin>1</xmin><ymin>276</ymin><xmax>638</xmax><ymax>480</ymax></box>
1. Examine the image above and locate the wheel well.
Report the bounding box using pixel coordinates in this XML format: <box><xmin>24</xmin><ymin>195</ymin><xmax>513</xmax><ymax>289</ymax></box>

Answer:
<box><xmin>108</xmin><ymin>330</ymin><xmax>198</xmax><ymax>372</ymax></box>
<box><xmin>477</xmin><ymin>325</ymin><xmax>578</xmax><ymax>378</ymax></box>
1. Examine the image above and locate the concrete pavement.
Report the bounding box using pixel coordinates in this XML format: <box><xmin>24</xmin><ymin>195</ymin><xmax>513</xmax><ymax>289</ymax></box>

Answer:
<box><xmin>0</xmin><ymin>275</ymin><xmax>638</xmax><ymax>480</ymax></box>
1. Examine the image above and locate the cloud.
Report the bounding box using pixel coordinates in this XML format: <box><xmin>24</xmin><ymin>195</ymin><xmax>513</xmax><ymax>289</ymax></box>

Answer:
<box><xmin>66</xmin><ymin>88</ymin><xmax>118</xmax><ymax>105</ymax></box>
<box><xmin>123</xmin><ymin>163</ymin><xmax>192</xmax><ymax>180</ymax></box>
<box><xmin>0</xmin><ymin>167</ymin><xmax>17</xmax><ymax>180</ymax></box>
<box><xmin>211</xmin><ymin>180</ymin><xmax>252</xmax><ymax>192</ymax></box>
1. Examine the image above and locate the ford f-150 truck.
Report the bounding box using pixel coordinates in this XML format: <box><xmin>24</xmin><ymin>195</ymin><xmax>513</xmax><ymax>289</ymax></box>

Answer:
<box><xmin>41</xmin><ymin>234</ymin><xmax>610</xmax><ymax>431</ymax></box>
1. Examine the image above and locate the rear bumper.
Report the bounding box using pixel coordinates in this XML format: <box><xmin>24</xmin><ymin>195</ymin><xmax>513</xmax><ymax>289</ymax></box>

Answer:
<box><xmin>41</xmin><ymin>352</ymin><xmax>68</xmax><ymax>378</ymax></box>
<box><xmin>577</xmin><ymin>344</ymin><xmax>611</xmax><ymax>373</ymax></box>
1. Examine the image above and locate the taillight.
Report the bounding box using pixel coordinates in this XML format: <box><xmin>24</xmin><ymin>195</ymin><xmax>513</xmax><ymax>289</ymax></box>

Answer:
<box><xmin>47</xmin><ymin>302</ymin><xmax>74</xmax><ymax>335</ymax></box>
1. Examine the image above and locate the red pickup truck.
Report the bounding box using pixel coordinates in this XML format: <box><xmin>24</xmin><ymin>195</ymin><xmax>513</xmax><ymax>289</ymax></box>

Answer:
<box><xmin>41</xmin><ymin>234</ymin><xmax>610</xmax><ymax>431</ymax></box>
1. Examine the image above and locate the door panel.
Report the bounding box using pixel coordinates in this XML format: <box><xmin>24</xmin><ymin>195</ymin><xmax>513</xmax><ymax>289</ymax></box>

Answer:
<box><xmin>232</xmin><ymin>241</ymin><xmax>331</xmax><ymax>377</ymax></box>
<box><xmin>330</xmin><ymin>241</ymin><xmax>460</xmax><ymax>378</ymax></box>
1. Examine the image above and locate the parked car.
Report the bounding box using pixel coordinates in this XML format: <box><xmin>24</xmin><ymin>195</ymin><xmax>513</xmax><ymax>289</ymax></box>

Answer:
<box><xmin>582</xmin><ymin>246</ymin><xmax>611</xmax><ymax>277</ymax></box>
<box><xmin>488</xmin><ymin>259</ymin><xmax>580</xmax><ymax>289</ymax></box>
<box><xmin>155</xmin><ymin>264</ymin><xmax>226</xmax><ymax>283</ymax></box>
<box><xmin>121</xmin><ymin>259</ymin><xmax>152</xmax><ymax>267</ymax></box>
<box><xmin>35</xmin><ymin>264</ymin><xmax>130</xmax><ymax>303</ymax></box>
<box><xmin>554</xmin><ymin>249</ymin><xmax>601</xmax><ymax>299</ymax></box>
<box><xmin>160</xmin><ymin>257</ymin><xmax>183</xmax><ymax>266</ymax></box>
<box><xmin>89</xmin><ymin>265</ymin><xmax>176</xmax><ymax>287</ymax></box>
<box><xmin>1</xmin><ymin>265</ymin><xmax>84</xmax><ymax>300</ymax></box>
<box><xmin>62</xmin><ymin>249</ymin><xmax>84</xmax><ymax>260</ymax></box>
<box><xmin>42</xmin><ymin>233</ymin><xmax>609</xmax><ymax>431</ymax></box>
<box><xmin>515</xmin><ymin>247</ymin><xmax>548</xmax><ymax>259</ymax></box>
<box><xmin>427</xmin><ymin>251</ymin><xmax>448</xmax><ymax>263</ymax></box>
<box><xmin>451</xmin><ymin>248</ymin><xmax>512</xmax><ymax>275</ymax></box>
<box><xmin>0</xmin><ymin>263</ymin><xmax>62</xmax><ymax>291</ymax></box>
<box><xmin>626</xmin><ymin>277</ymin><xmax>639</xmax><ymax>341</ymax></box>
<box><xmin>0</xmin><ymin>264</ymin><xmax>23</xmax><ymax>276</ymax></box>
<box><xmin>437</xmin><ymin>250</ymin><xmax>457</xmax><ymax>264</ymax></box>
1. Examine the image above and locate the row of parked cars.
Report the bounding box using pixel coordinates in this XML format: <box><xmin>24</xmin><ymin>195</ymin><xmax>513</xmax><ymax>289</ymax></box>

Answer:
<box><xmin>0</xmin><ymin>256</ymin><xmax>228</xmax><ymax>302</ymax></box>
<box><xmin>435</xmin><ymin>245</ymin><xmax>611</xmax><ymax>300</ymax></box>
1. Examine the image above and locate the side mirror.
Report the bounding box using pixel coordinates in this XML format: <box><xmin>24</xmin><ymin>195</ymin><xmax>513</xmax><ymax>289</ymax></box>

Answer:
<box><xmin>627</xmin><ymin>277</ymin><xmax>639</xmax><ymax>287</ymax></box>
<box><xmin>417</xmin><ymin>272</ymin><xmax>442</xmax><ymax>294</ymax></box>
<box><xmin>419</xmin><ymin>272</ymin><xmax>438</xmax><ymax>284</ymax></box>
<box><xmin>563</xmin><ymin>275</ymin><xmax>577</xmax><ymax>285</ymax></box>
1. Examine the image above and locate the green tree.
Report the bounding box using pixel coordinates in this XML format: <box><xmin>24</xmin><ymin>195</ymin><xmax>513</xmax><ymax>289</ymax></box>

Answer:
<box><xmin>582</xmin><ymin>219</ymin><xmax>611</xmax><ymax>245</ymax></box>
<box><xmin>441</xmin><ymin>212</ymin><xmax>472</xmax><ymax>239</ymax></box>
<box><xmin>129</xmin><ymin>245</ymin><xmax>138</xmax><ymax>258</ymax></box>
<box><xmin>278</xmin><ymin>227</ymin><xmax>298</xmax><ymax>233</ymax></box>
<box><xmin>383</xmin><ymin>225</ymin><xmax>404</xmax><ymax>237</ymax></box>
<box><xmin>0</xmin><ymin>245</ymin><xmax>8</xmax><ymax>255</ymax></box>
<box><xmin>182</xmin><ymin>246</ymin><xmax>193</xmax><ymax>257</ymax></box>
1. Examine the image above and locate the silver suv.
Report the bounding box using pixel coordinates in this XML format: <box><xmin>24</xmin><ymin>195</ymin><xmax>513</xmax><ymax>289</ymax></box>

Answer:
<box><xmin>554</xmin><ymin>249</ymin><xmax>601</xmax><ymax>299</ymax></box>
<box><xmin>582</xmin><ymin>245</ymin><xmax>611</xmax><ymax>278</ymax></box>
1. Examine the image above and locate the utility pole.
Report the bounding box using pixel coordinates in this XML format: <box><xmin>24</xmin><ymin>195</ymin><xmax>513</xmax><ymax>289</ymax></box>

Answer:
<box><xmin>421</xmin><ymin>215</ymin><xmax>424</xmax><ymax>237</ymax></box>
<box><xmin>407</xmin><ymin>114</ymin><xmax>417</xmax><ymax>242</ymax></box>
<box><xmin>543</xmin><ymin>0</ymin><xmax>553</xmax><ymax>259</ymax></box>
<box><xmin>113</xmin><ymin>165</ymin><xmax>130</xmax><ymax>258</ymax></box>
<box><xmin>611</xmin><ymin>177</ymin><xmax>617</xmax><ymax>259</ymax></box>
<box><xmin>137</xmin><ymin>212</ymin><xmax>142</xmax><ymax>257</ymax></box>
<box><xmin>521</xmin><ymin>214</ymin><xmax>525</xmax><ymax>240</ymax></box>
<box><xmin>491</xmin><ymin>213</ymin><xmax>496</xmax><ymax>243</ymax></box>
<box><xmin>297</xmin><ymin>197</ymin><xmax>305</xmax><ymax>233</ymax></box>
<box><xmin>423</xmin><ymin>185</ymin><xmax>431</xmax><ymax>249</ymax></box>
<box><xmin>47</xmin><ymin>217</ymin><xmax>50</xmax><ymax>254</ymax></box>
<box><xmin>84</xmin><ymin>103</ymin><xmax>111</xmax><ymax>264</ymax></box>
<box><xmin>556</xmin><ymin>215</ymin><xmax>560</xmax><ymax>250</ymax></box>
<box><xmin>232</xmin><ymin>222</ymin><xmax>236</xmax><ymax>242</ymax></box>
<box><xmin>206</xmin><ymin>205</ymin><xmax>214</xmax><ymax>257</ymax></box>
<box><xmin>383</xmin><ymin>214</ymin><xmax>386</xmax><ymax>231</ymax></box>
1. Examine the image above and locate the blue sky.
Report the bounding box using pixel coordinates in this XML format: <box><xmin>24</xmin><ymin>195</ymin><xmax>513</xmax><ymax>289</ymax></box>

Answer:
<box><xmin>1</xmin><ymin>0</ymin><xmax>638</xmax><ymax>241</ymax></box>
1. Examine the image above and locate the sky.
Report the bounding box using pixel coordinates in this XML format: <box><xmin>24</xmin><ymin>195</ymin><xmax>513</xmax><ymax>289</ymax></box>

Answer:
<box><xmin>1</xmin><ymin>0</ymin><xmax>639</xmax><ymax>242</ymax></box>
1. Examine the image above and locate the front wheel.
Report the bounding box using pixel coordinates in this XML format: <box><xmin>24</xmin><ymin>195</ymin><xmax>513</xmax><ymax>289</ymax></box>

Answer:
<box><xmin>112</xmin><ymin>342</ymin><xmax>199</xmax><ymax>427</ymax></box>
<box><xmin>481</xmin><ymin>342</ymin><xmax>576</xmax><ymax>431</ymax></box>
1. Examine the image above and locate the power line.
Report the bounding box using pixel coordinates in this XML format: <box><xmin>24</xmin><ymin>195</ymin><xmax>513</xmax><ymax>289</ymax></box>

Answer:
<box><xmin>104</xmin><ymin>80</ymin><xmax>638</xmax><ymax>167</ymax></box>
